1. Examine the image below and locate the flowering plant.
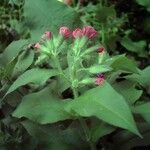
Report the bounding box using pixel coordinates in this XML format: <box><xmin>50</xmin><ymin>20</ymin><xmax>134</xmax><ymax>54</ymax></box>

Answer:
<box><xmin>1</xmin><ymin>0</ymin><xmax>149</xmax><ymax>149</ymax></box>
<box><xmin>2</xmin><ymin>25</ymin><xmax>142</xmax><ymax>149</ymax></box>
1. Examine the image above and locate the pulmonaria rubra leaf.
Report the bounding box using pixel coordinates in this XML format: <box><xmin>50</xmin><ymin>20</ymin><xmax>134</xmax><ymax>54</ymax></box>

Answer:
<box><xmin>65</xmin><ymin>82</ymin><xmax>141</xmax><ymax>136</ymax></box>
<box><xmin>24</xmin><ymin>0</ymin><xmax>81</xmax><ymax>40</ymax></box>
<box><xmin>5</xmin><ymin>68</ymin><xmax>59</xmax><ymax>96</ymax></box>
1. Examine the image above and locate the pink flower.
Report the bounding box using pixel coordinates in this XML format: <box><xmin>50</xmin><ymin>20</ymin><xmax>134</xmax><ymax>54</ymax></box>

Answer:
<box><xmin>95</xmin><ymin>74</ymin><xmax>105</xmax><ymax>85</ymax></box>
<box><xmin>42</xmin><ymin>31</ymin><xmax>52</xmax><ymax>39</ymax></box>
<box><xmin>59</xmin><ymin>26</ymin><xmax>72</xmax><ymax>38</ymax></box>
<box><xmin>97</xmin><ymin>47</ymin><xmax>105</xmax><ymax>54</ymax></box>
<box><xmin>72</xmin><ymin>28</ymin><xmax>83</xmax><ymax>38</ymax></box>
<box><xmin>82</xmin><ymin>26</ymin><xmax>97</xmax><ymax>39</ymax></box>
<box><xmin>34</xmin><ymin>43</ymin><xmax>41</xmax><ymax>49</ymax></box>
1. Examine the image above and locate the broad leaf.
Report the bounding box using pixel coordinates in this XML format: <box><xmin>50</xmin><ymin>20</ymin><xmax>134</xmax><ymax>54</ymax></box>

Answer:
<box><xmin>24</xmin><ymin>0</ymin><xmax>81</xmax><ymax>40</ymax></box>
<box><xmin>5</xmin><ymin>68</ymin><xmax>59</xmax><ymax>96</ymax></box>
<box><xmin>65</xmin><ymin>82</ymin><xmax>140</xmax><ymax>136</ymax></box>
<box><xmin>13</xmin><ymin>87</ymin><xmax>71</xmax><ymax>124</ymax></box>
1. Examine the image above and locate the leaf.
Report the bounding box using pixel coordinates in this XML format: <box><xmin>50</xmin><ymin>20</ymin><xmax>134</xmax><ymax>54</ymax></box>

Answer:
<box><xmin>87</xmin><ymin>65</ymin><xmax>112</xmax><ymax>74</ymax></box>
<box><xmin>136</xmin><ymin>0</ymin><xmax>150</xmax><ymax>11</ymax></box>
<box><xmin>113</xmin><ymin>122</ymin><xmax>150</xmax><ymax>150</ymax></box>
<box><xmin>96</xmin><ymin>6</ymin><xmax>116</xmax><ymax>23</ymax></box>
<box><xmin>106</xmin><ymin>55</ymin><xmax>138</xmax><ymax>73</ymax></box>
<box><xmin>0</xmin><ymin>40</ymin><xmax>28</xmax><ymax>65</ymax></box>
<box><xmin>12</xmin><ymin>50</ymin><xmax>34</xmax><ymax>76</ymax></box>
<box><xmin>5</xmin><ymin>68</ymin><xmax>59</xmax><ymax>96</ymax></box>
<box><xmin>13</xmin><ymin>87</ymin><xmax>71</xmax><ymax>124</ymax></box>
<box><xmin>121</xmin><ymin>36</ymin><xmax>147</xmax><ymax>57</ymax></box>
<box><xmin>126</xmin><ymin>66</ymin><xmax>150</xmax><ymax>93</ymax></box>
<box><xmin>91</xmin><ymin>121</ymin><xmax>115</xmax><ymax>142</ymax></box>
<box><xmin>24</xmin><ymin>0</ymin><xmax>81</xmax><ymax>40</ymax></box>
<box><xmin>113</xmin><ymin>81</ymin><xmax>143</xmax><ymax>105</ymax></box>
<box><xmin>65</xmin><ymin>82</ymin><xmax>140</xmax><ymax>136</ymax></box>
<box><xmin>133</xmin><ymin>102</ymin><xmax>150</xmax><ymax>124</ymax></box>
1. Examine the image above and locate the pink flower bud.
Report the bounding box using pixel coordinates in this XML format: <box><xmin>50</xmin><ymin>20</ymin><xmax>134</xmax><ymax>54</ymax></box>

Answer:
<box><xmin>43</xmin><ymin>31</ymin><xmax>52</xmax><ymax>39</ymax></box>
<box><xmin>59</xmin><ymin>26</ymin><xmax>72</xmax><ymax>38</ymax></box>
<box><xmin>34</xmin><ymin>43</ymin><xmax>41</xmax><ymax>49</ymax></box>
<box><xmin>95</xmin><ymin>74</ymin><xmax>105</xmax><ymax>85</ymax></box>
<box><xmin>82</xmin><ymin>26</ymin><xmax>97</xmax><ymax>39</ymax></box>
<box><xmin>97</xmin><ymin>47</ymin><xmax>105</xmax><ymax>54</ymax></box>
<box><xmin>72</xmin><ymin>28</ymin><xmax>83</xmax><ymax>38</ymax></box>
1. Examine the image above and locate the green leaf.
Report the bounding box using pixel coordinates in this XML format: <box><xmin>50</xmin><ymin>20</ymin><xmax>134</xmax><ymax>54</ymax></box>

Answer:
<box><xmin>5</xmin><ymin>68</ymin><xmax>59</xmax><ymax>96</ymax></box>
<box><xmin>22</xmin><ymin>120</ymin><xmax>84</xmax><ymax>148</ymax></box>
<box><xmin>24</xmin><ymin>0</ymin><xmax>81</xmax><ymax>40</ymax></box>
<box><xmin>136</xmin><ymin>0</ymin><xmax>150</xmax><ymax>11</ymax></box>
<box><xmin>121</xmin><ymin>36</ymin><xmax>147</xmax><ymax>57</ymax></box>
<box><xmin>91</xmin><ymin>121</ymin><xmax>115</xmax><ymax>142</ymax></box>
<box><xmin>106</xmin><ymin>55</ymin><xmax>138</xmax><ymax>73</ymax></box>
<box><xmin>113</xmin><ymin>123</ymin><xmax>150</xmax><ymax>150</ymax></box>
<box><xmin>127</xmin><ymin>66</ymin><xmax>150</xmax><ymax>93</ymax></box>
<box><xmin>0</xmin><ymin>40</ymin><xmax>28</xmax><ymax>65</ymax></box>
<box><xmin>96</xmin><ymin>6</ymin><xmax>116</xmax><ymax>23</ymax></box>
<box><xmin>65</xmin><ymin>82</ymin><xmax>140</xmax><ymax>136</ymax></box>
<box><xmin>87</xmin><ymin>65</ymin><xmax>112</xmax><ymax>74</ymax></box>
<box><xmin>12</xmin><ymin>50</ymin><xmax>34</xmax><ymax>76</ymax></box>
<box><xmin>13</xmin><ymin>87</ymin><xmax>71</xmax><ymax>124</ymax></box>
<box><xmin>134</xmin><ymin>102</ymin><xmax>150</xmax><ymax>124</ymax></box>
<box><xmin>113</xmin><ymin>81</ymin><xmax>143</xmax><ymax>105</ymax></box>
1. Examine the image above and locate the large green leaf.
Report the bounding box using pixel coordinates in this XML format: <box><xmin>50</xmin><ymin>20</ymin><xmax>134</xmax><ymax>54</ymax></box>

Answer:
<box><xmin>24</xmin><ymin>0</ymin><xmax>81</xmax><ymax>40</ymax></box>
<box><xmin>136</xmin><ymin>0</ymin><xmax>150</xmax><ymax>11</ymax></box>
<box><xmin>13</xmin><ymin>87</ymin><xmax>71</xmax><ymax>124</ymax></box>
<box><xmin>65</xmin><ymin>82</ymin><xmax>140</xmax><ymax>136</ymax></box>
<box><xmin>5</xmin><ymin>68</ymin><xmax>59</xmax><ymax>96</ymax></box>
<box><xmin>134</xmin><ymin>102</ymin><xmax>150</xmax><ymax>124</ymax></box>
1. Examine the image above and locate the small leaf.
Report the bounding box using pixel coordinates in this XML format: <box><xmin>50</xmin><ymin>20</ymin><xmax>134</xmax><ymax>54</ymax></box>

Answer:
<box><xmin>91</xmin><ymin>122</ymin><xmax>115</xmax><ymax>142</ymax></box>
<box><xmin>106</xmin><ymin>55</ymin><xmax>138</xmax><ymax>73</ymax></box>
<box><xmin>113</xmin><ymin>81</ymin><xmax>143</xmax><ymax>105</ymax></box>
<box><xmin>121</xmin><ymin>36</ymin><xmax>147</xmax><ymax>57</ymax></box>
<box><xmin>127</xmin><ymin>66</ymin><xmax>150</xmax><ymax>93</ymax></box>
<box><xmin>12</xmin><ymin>50</ymin><xmax>34</xmax><ymax>76</ymax></box>
<box><xmin>136</xmin><ymin>0</ymin><xmax>150</xmax><ymax>11</ymax></box>
<box><xmin>1</xmin><ymin>40</ymin><xmax>28</xmax><ymax>65</ymax></box>
<box><xmin>87</xmin><ymin>65</ymin><xmax>112</xmax><ymax>74</ymax></box>
<box><xmin>134</xmin><ymin>102</ymin><xmax>150</xmax><ymax>124</ymax></box>
<box><xmin>5</xmin><ymin>68</ymin><xmax>59</xmax><ymax>96</ymax></box>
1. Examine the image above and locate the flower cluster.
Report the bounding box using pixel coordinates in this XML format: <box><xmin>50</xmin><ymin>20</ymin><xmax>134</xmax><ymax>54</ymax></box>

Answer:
<box><xmin>33</xmin><ymin>26</ymin><xmax>105</xmax><ymax>86</ymax></box>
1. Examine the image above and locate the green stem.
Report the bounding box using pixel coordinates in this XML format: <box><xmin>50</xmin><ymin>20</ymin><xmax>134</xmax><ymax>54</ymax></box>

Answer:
<box><xmin>72</xmin><ymin>87</ymin><xmax>97</xmax><ymax>150</ymax></box>
<box><xmin>53</xmin><ymin>55</ymin><xmax>70</xmax><ymax>83</ymax></box>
